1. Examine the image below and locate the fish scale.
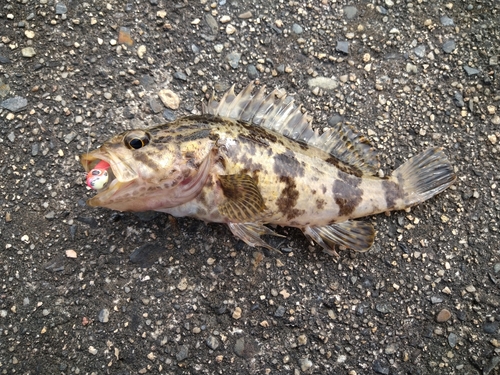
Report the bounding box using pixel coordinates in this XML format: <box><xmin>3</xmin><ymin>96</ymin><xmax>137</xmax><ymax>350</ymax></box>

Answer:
<box><xmin>81</xmin><ymin>82</ymin><xmax>456</xmax><ymax>255</ymax></box>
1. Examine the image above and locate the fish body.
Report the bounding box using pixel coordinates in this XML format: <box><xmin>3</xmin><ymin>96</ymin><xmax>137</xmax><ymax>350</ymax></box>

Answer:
<box><xmin>81</xmin><ymin>83</ymin><xmax>456</xmax><ymax>253</ymax></box>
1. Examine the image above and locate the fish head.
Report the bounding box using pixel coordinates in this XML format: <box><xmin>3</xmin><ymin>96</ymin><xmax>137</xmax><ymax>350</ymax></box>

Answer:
<box><xmin>80</xmin><ymin>128</ymin><xmax>214</xmax><ymax>211</ymax></box>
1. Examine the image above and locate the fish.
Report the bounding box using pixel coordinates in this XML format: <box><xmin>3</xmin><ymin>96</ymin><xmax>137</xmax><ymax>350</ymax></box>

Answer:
<box><xmin>80</xmin><ymin>82</ymin><xmax>456</xmax><ymax>255</ymax></box>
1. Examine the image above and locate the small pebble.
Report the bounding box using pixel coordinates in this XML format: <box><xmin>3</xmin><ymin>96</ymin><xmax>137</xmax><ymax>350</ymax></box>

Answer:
<box><xmin>448</xmin><ymin>334</ymin><xmax>458</xmax><ymax>350</ymax></box>
<box><xmin>65</xmin><ymin>249</ymin><xmax>77</xmax><ymax>258</ymax></box>
<box><xmin>88</xmin><ymin>346</ymin><xmax>98</xmax><ymax>355</ymax></box>
<box><xmin>336</xmin><ymin>41</ymin><xmax>349</xmax><ymax>54</ymax></box>
<box><xmin>177</xmin><ymin>278</ymin><xmax>188</xmax><ymax>291</ymax></box>
<box><xmin>232</xmin><ymin>307</ymin><xmax>242</xmax><ymax>319</ymax></box>
<box><xmin>274</xmin><ymin>305</ymin><xmax>286</xmax><ymax>317</ymax></box>
<box><xmin>300</xmin><ymin>358</ymin><xmax>313</xmax><ymax>372</ymax></box>
<box><xmin>247</xmin><ymin>64</ymin><xmax>259</xmax><ymax>79</ymax></box>
<box><xmin>385</xmin><ymin>343</ymin><xmax>397</xmax><ymax>355</ymax></box>
<box><xmin>206</xmin><ymin>336</ymin><xmax>219</xmax><ymax>350</ymax></box>
<box><xmin>414</xmin><ymin>45</ymin><xmax>426</xmax><ymax>58</ymax></box>
<box><xmin>176</xmin><ymin>345</ymin><xmax>189</xmax><ymax>361</ymax></box>
<box><xmin>483</xmin><ymin>322</ymin><xmax>499</xmax><ymax>334</ymax></box>
<box><xmin>226</xmin><ymin>51</ymin><xmax>241</xmax><ymax>69</ymax></box>
<box><xmin>55</xmin><ymin>3</ymin><xmax>67</xmax><ymax>15</ymax></box>
<box><xmin>137</xmin><ymin>45</ymin><xmax>147</xmax><ymax>59</ymax></box>
<box><xmin>225</xmin><ymin>24</ymin><xmax>236</xmax><ymax>35</ymax></box>
<box><xmin>158</xmin><ymin>89</ymin><xmax>180</xmax><ymax>110</ymax></box>
<box><xmin>440</xmin><ymin>16</ymin><xmax>454</xmax><ymax>26</ymax></box>
<box><xmin>344</xmin><ymin>6</ymin><xmax>358</xmax><ymax>19</ymax></box>
<box><xmin>465</xmin><ymin>285</ymin><xmax>476</xmax><ymax>293</ymax></box>
<box><xmin>1</xmin><ymin>96</ymin><xmax>28</xmax><ymax>112</ymax></box>
<box><xmin>442</xmin><ymin>40</ymin><xmax>456</xmax><ymax>53</ymax></box>
<box><xmin>118</xmin><ymin>27</ymin><xmax>134</xmax><ymax>46</ymax></box>
<box><xmin>292</xmin><ymin>23</ymin><xmax>303</xmax><ymax>34</ymax></box>
<box><xmin>234</xmin><ymin>337</ymin><xmax>259</xmax><ymax>359</ymax></box>
<box><xmin>373</xmin><ymin>359</ymin><xmax>390</xmax><ymax>375</ymax></box>
<box><xmin>162</xmin><ymin>109</ymin><xmax>176</xmax><ymax>121</ymax></box>
<box><xmin>173</xmin><ymin>71</ymin><xmax>187</xmax><ymax>81</ymax></box>
<box><xmin>297</xmin><ymin>334</ymin><xmax>307</xmax><ymax>346</ymax></box>
<box><xmin>436</xmin><ymin>308</ymin><xmax>452</xmax><ymax>323</ymax></box>
<box><xmin>463</xmin><ymin>66</ymin><xmax>480</xmax><ymax>76</ymax></box>
<box><xmin>98</xmin><ymin>308</ymin><xmax>109</xmax><ymax>323</ymax></box>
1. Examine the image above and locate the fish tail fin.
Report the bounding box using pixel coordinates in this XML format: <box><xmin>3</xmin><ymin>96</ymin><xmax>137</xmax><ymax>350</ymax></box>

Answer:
<box><xmin>393</xmin><ymin>147</ymin><xmax>456</xmax><ymax>208</ymax></box>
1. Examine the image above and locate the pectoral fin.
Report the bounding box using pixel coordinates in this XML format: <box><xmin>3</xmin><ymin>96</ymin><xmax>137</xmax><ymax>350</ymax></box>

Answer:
<box><xmin>228</xmin><ymin>222</ymin><xmax>285</xmax><ymax>251</ymax></box>
<box><xmin>218</xmin><ymin>174</ymin><xmax>265</xmax><ymax>222</ymax></box>
<box><xmin>302</xmin><ymin>221</ymin><xmax>375</xmax><ymax>253</ymax></box>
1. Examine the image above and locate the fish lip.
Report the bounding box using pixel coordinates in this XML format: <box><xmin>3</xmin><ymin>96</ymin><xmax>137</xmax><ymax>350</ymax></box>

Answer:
<box><xmin>80</xmin><ymin>150</ymin><xmax>137</xmax><ymax>206</ymax></box>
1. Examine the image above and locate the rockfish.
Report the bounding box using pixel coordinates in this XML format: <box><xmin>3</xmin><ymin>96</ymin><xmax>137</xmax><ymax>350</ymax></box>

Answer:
<box><xmin>80</xmin><ymin>83</ymin><xmax>456</xmax><ymax>254</ymax></box>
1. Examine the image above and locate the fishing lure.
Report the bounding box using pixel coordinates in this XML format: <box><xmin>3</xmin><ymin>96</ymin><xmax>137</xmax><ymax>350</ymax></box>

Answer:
<box><xmin>86</xmin><ymin>160</ymin><xmax>110</xmax><ymax>190</ymax></box>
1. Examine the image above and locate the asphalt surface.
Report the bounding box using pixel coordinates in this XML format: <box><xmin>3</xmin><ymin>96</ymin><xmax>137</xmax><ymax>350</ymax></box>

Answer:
<box><xmin>1</xmin><ymin>1</ymin><xmax>499</xmax><ymax>374</ymax></box>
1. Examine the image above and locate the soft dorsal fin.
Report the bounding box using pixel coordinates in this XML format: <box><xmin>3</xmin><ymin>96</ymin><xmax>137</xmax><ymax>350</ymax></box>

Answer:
<box><xmin>203</xmin><ymin>82</ymin><xmax>379</xmax><ymax>176</ymax></box>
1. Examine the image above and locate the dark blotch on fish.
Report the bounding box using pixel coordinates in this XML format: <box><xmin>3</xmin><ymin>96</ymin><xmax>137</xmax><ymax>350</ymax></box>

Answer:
<box><xmin>382</xmin><ymin>180</ymin><xmax>402</xmax><ymax>209</ymax></box>
<box><xmin>276</xmin><ymin>176</ymin><xmax>305</xmax><ymax>220</ymax></box>
<box><xmin>273</xmin><ymin>150</ymin><xmax>305</xmax><ymax>177</ymax></box>
<box><xmin>332</xmin><ymin>172</ymin><xmax>363</xmax><ymax>217</ymax></box>
<box><xmin>325</xmin><ymin>156</ymin><xmax>363</xmax><ymax>178</ymax></box>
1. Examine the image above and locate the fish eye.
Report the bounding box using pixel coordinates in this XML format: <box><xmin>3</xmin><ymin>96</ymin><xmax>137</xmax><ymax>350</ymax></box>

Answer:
<box><xmin>125</xmin><ymin>132</ymin><xmax>151</xmax><ymax>150</ymax></box>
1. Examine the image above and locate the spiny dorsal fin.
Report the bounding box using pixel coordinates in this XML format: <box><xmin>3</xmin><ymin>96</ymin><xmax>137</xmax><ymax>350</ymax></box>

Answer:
<box><xmin>203</xmin><ymin>82</ymin><xmax>379</xmax><ymax>176</ymax></box>
<box><xmin>309</xmin><ymin>122</ymin><xmax>380</xmax><ymax>175</ymax></box>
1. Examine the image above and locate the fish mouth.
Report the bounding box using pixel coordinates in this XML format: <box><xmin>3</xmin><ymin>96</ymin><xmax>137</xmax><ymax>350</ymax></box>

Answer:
<box><xmin>80</xmin><ymin>151</ymin><xmax>137</xmax><ymax>207</ymax></box>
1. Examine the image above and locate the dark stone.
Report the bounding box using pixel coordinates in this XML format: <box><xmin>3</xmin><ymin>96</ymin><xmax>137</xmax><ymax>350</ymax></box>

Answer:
<box><xmin>483</xmin><ymin>321</ymin><xmax>499</xmax><ymax>334</ymax></box>
<box><xmin>55</xmin><ymin>3</ymin><xmax>68</xmax><ymax>15</ymax></box>
<box><xmin>129</xmin><ymin>243</ymin><xmax>166</xmax><ymax>268</ymax></box>
<box><xmin>440</xmin><ymin>16</ymin><xmax>454</xmax><ymax>26</ymax></box>
<box><xmin>463</xmin><ymin>65</ymin><xmax>481</xmax><ymax>76</ymax></box>
<box><xmin>173</xmin><ymin>71</ymin><xmax>187</xmax><ymax>81</ymax></box>
<box><xmin>1</xmin><ymin>96</ymin><xmax>28</xmax><ymax>112</ymax></box>
<box><xmin>336</xmin><ymin>41</ymin><xmax>349</xmax><ymax>54</ymax></box>
<box><xmin>344</xmin><ymin>6</ymin><xmax>358</xmax><ymax>19</ymax></box>
<box><xmin>274</xmin><ymin>305</ymin><xmax>286</xmax><ymax>317</ymax></box>
<box><xmin>234</xmin><ymin>337</ymin><xmax>260</xmax><ymax>359</ymax></box>
<box><xmin>247</xmin><ymin>64</ymin><xmax>259</xmax><ymax>79</ymax></box>
<box><xmin>176</xmin><ymin>345</ymin><xmax>189</xmax><ymax>361</ymax></box>
<box><xmin>76</xmin><ymin>216</ymin><xmax>98</xmax><ymax>228</ymax></box>
<box><xmin>373</xmin><ymin>359</ymin><xmax>390</xmax><ymax>375</ymax></box>
<box><xmin>163</xmin><ymin>109</ymin><xmax>176</xmax><ymax>121</ymax></box>
<box><xmin>327</xmin><ymin>114</ymin><xmax>343</xmax><ymax>126</ymax></box>
<box><xmin>442</xmin><ymin>40</ymin><xmax>456</xmax><ymax>53</ymax></box>
<box><xmin>448</xmin><ymin>332</ymin><xmax>457</xmax><ymax>348</ymax></box>
<box><xmin>453</xmin><ymin>92</ymin><xmax>465</xmax><ymax>107</ymax></box>
<box><xmin>0</xmin><ymin>55</ymin><xmax>11</xmax><ymax>64</ymax></box>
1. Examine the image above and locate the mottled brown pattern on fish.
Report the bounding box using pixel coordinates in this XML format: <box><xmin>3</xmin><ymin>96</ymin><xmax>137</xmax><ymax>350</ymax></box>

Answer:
<box><xmin>316</xmin><ymin>198</ymin><xmax>326</xmax><ymax>209</ymax></box>
<box><xmin>276</xmin><ymin>176</ymin><xmax>305</xmax><ymax>220</ymax></box>
<box><xmin>325</xmin><ymin>156</ymin><xmax>363</xmax><ymax>178</ymax></box>
<box><xmin>237</xmin><ymin>119</ymin><xmax>279</xmax><ymax>144</ymax></box>
<box><xmin>273</xmin><ymin>150</ymin><xmax>305</xmax><ymax>178</ymax></box>
<box><xmin>133</xmin><ymin>152</ymin><xmax>159</xmax><ymax>171</ymax></box>
<box><xmin>237</xmin><ymin>133</ymin><xmax>269</xmax><ymax>150</ymax></box>
<box><xmin>175</xmin><ymin>129</ymin><xmax>212</xmax><ymax>142</ymax></box>
<box><xmin>382</xmin><ymin>180</ymin><xmax>402</xmax><ymax>209</ymax></box>
<box><xmin>332</xmin><ymin>172</ymin><xmax>363</xmax><ymax>217</ymax></box>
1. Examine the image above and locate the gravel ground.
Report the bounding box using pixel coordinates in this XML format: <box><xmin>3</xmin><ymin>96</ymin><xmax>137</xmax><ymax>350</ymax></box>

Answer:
<box><xmin>1</xmin><ymin>0</ymin><xmax>500</xmax><ymax>374</ymax></box>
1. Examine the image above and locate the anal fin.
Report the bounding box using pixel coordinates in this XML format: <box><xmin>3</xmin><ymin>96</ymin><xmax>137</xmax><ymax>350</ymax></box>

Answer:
<box><xmin>228</xmin><ymin>222</ymin><xmax>285</xmax><ymax>252</ymax></box>
<box><xmin>302</xmin><ymin>221</ymin><xmax>375</xmax><ymax>253</ymax></box>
